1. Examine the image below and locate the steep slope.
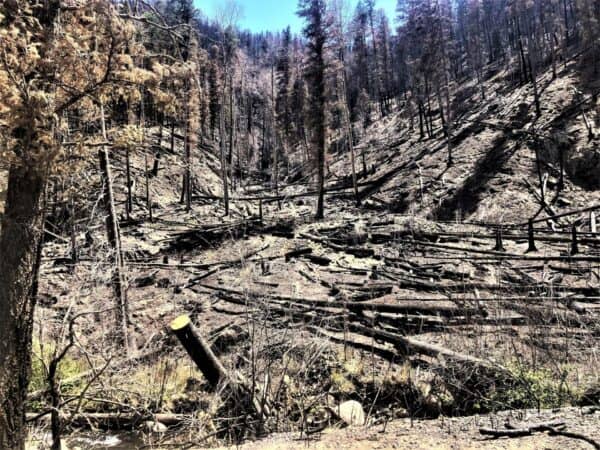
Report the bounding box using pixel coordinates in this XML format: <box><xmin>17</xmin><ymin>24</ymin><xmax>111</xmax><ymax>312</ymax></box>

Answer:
<box><xmin>330</xmin><ymin>60</ymin><xmax>599</xmax><ymax>225</ymax></box>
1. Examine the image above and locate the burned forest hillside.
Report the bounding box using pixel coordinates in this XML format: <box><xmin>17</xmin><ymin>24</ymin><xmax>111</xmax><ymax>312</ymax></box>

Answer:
<box><xmin>332</xmin><ymin>62</ymin><xmax>600</xmax><ymax>223</ymax></box>
<box><xmin>0</xmin><ymin>0</ymin><xmax>599</xmax><ymax>449</ymax></box>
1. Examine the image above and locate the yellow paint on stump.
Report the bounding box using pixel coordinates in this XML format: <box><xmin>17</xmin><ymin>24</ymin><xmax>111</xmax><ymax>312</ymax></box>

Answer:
<box><xmin>170</xmin><ymin>315</ymin><xmax>191</xmax><ymax>331</ymax></box>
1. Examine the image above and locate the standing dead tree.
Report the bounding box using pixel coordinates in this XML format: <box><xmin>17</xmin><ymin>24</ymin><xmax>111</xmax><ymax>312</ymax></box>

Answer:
<box><xmin>99</xmin><ymin>103</ymin><xmax>129</xmax><ymax>351</ymax></box>
<box><xmin>299</xmin><ymin>0</ymin><xmax>330</xmax><ymax>220</ymax></box>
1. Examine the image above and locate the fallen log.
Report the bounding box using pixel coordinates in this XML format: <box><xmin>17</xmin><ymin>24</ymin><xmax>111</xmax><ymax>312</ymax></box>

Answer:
<box><xmin>480</xmin><ymin>420</ymin><xmax>566</xmax><ymax>438</ymax></box>
<box><xmin>361</xmin><ymin>311</ymin><xmax>449</xmax><ymax>333</ymax></box>
<box><xmin>26</xmin><ymin>411</ymin><xmax>188</xmax><ymax>429</ymax></box>
<box><xmin>204</xmin><ymin>288</ymin><xmax>509</xmax><ymax>381</ymax></box>
<box><xmin>284</xmin><ymin>247</ymin><xmax>313</xmax><ymax>261</ymax></box>
<box><xmin>334</xmin><ymin>283</ymin><xmax>394</xmax><ymax>301</ymax></box>
<box><xmin>197</xmin><ymin>282</ymin><xmax>600</xmax><ymax>305</ymax></box>
<box><xmin>382</xmin><ymin>269</ymin><xmax>598</xmax><ymax>296</ymax></box>
<box><xmin>506</xmin><ymin>303</ymin><xmax>597</xmax><ymax>327</ymax></box>
<box><xmin>394</xmin><ymin>229</ymin><xmax>600</xmax><ymax>247</ymax></box>
<box><xmin>348</xmin><ymin>323</ymin><xmax>510</xmax><ymax>376</ymax></box>
<box><xmin>300</xmin><ymin>233</ymin><xmax>376</xmax><ymax>258</ymax></box>
<box><xmin>302</xmin><ymin>254</ymin><xmax>332</xmax><ymax>266</ymax></box>
<box><xmin>197</xmin><ymin>283</ymin><xmax>486</xmax><ymax>318</ymax></box>
<box><xmin>480</xmin><ymin>421</ymin><xmax>600</xmax><ymax>449</ymax></box>
<box><xmin>131</xmin><ymin>244</ymin><xmax>275</xmax><ymax>272</ymax></box>
<box><xmin>355</xmin><ymin>301</ymin><xmax>484</xmax><ymax>317</ymax></box>
<box><xmin>406</xmin><ymin>239</ymin><xmax>600</xmax><ymax>262</ymax></box>
<box><xmin>306</xmin><ymin>326</ymin><xmax>400</xmax><ymax>362</ymax></box>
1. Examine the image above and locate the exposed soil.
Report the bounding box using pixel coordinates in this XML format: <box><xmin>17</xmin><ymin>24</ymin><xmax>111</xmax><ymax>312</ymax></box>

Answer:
<box><xmin>219</xmin><ymin>408</ymin><xmax>600</xmax><ymax>450</ymax></box>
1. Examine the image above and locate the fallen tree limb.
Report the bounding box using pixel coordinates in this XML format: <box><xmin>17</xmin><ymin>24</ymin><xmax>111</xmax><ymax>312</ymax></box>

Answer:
<box><xmin>196</xmin><ymin>283</ymin><xmax>487</xmax><ymax>318</ymax></box>
<box><xmin>348</xmin><ymin>323</ymin><xmax>510</xmax><ymax>376</ymax></box>
<box><xmin>26</xmin><ymin>412</ymin><xmax>188</xmax><ymax>429</ymax></box>
<box><xmin>480</xmin><ymin>421</ymin><xmax>600</xmax><ymax>449</ymax></box>
<box><xmin>405</xmin><ymin>239</ymin><xmax>600</xmax><ymax>262</ymax></box>
<box><xmin>300</xmin><ymin>232</ymin><xmax>376</xmax><ymax>258</ymax></box>
<box><xmin>480</xmin><ymin>420</ymin><xmax>566</xmax><ymax>437</ymax></box>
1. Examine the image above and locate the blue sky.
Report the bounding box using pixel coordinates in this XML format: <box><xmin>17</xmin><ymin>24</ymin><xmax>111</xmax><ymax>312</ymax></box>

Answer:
<box><xmin>195</xmin><ymin>0</ymin><xmax>398</xmax><ymax>34</ymax></box>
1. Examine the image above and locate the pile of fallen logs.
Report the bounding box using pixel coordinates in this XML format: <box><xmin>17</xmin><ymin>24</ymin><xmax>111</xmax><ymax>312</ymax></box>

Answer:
<box><xmin>183</xmin><ymin>216</ymin><xmax>600</xmax><ymax>372</ymax></box>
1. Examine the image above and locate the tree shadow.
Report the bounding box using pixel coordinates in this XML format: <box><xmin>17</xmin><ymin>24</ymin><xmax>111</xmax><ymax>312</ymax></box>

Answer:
<box><xmin>432</xmin><ymin>132</ymin><xmax>520</xmax><ymax>221</ymax></box>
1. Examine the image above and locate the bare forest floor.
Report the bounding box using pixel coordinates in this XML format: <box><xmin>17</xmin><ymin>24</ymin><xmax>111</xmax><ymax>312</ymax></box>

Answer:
<box><xmin>23</xmin><ymin>59</ymin><xmax>600</xmax><ymax>449</ymax></box>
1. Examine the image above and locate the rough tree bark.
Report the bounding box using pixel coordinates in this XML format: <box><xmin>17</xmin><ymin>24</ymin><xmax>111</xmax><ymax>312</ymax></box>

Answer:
<box><xmin>0</xmin><ymin>166</ymin><xmax>47</xmax><ymax>449</ymax></box>
<box><xmin>0</xmin><ymin>2</ymin><xmax>58</xmax><ymax>447</ymax></box>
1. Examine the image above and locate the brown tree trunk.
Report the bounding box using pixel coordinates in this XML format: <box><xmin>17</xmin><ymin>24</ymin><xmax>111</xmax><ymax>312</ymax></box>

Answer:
<box><xmin>0</xmin><ymin>3</ymin><xmax>58</xmax><ymax>447</ymax></box>
<box><xmin>0</xmin><ymin>165</ymin><xmax>47</xmax><ymax>450</ymax></box>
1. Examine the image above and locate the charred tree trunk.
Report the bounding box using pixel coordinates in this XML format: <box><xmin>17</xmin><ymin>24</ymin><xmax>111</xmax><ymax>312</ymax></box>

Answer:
<box><xmin>141</xmin><ymin>100</ymin><xmax>152</xmax><ymax>221</ymax></box>
<box><xmin>0</xmin><ymin>3</ymin><xmax>58</xmax><ymax>446</ymax></box>
<box><xmin>228</xmin><ymin>71</ymin><xmax>236</xmax><ymax>185</ymax></box>
<box><xmin>220</xmin><ymin>69</ymin><xmax>230</xmax><ymax>216</ymax></box>
<box><xmin>418</xmin><ymin>100</ymin><xmax>425</xmax><ymax>139</ymax></box>
<box><xmin>0</xmin><ymin>166</ymin><xmax>47</xmax><ymax>450</ymax></box>
<box><xmin>270</xmin><ymin>65</ymin><xmax>281</xmax><ymax>210</ymax></box>
<box><xmin>339</xmin><ymin>53</ymin><xmax>359</xmax><ymax>206</ymax></box>
<box><xmin>170</xmin><ymin>119</ymin><xmax>176</xmax><ymax>154</ymax></box>
<box><xmin>125</xmin><ymin>146</ymin><xmax>132</xmax><ymax>219</ymax></box>
<box><xmin>170</xmin><ymin>315</ymin><xmax>228</xmax><ymax>388</ymax></box>
<box><xmin>69</xmin><ymin>193</ymin><xmax>77</xmax><ymax>264</ymax></box>
<box><xmin>183</xmin><ymin>92</ymin><xmax>192</xmax><ymax>211</ymax></box>
<box><xmin>145</xmin><ymin>152</ymin><xmax>152</xmax><ymax>221</ymax></box>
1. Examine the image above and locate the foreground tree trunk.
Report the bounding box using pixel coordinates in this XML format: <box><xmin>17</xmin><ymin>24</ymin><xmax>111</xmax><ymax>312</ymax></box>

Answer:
<box><xmin>0</xmin><ymin>165</ymin><xmax>47</xmax><ymax>450</ymax></box>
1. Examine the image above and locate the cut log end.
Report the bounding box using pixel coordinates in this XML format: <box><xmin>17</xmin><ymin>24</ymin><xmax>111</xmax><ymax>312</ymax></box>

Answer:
<box><xmin>170</xmin><ymin>315</ymin><xmax>191</xmax><ymax>331</ymax></box>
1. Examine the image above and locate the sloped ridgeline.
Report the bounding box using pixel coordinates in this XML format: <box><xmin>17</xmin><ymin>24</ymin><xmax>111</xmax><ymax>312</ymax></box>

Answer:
<box><xmin>330</xmin><ymin>67</ymin><xmax>600</xmax><ymax>224</ymax></box>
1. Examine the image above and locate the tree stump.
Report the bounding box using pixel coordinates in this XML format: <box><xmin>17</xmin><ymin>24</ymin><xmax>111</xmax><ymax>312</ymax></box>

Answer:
<box><xmin>170</xmin><ymin>315</ymin><xmax>228</xmax><ymax>388</ymax></box>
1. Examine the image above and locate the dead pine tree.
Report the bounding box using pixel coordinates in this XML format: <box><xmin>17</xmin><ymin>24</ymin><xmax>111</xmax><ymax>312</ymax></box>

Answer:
<box><xmin>228</xmin><ymin>67</ymin><xmax>237</xmax><ymax>193</ymax></box>
<box><xmin>219</xmin><ymin>70</ymin><xmax>230</xmax><ymax>216</ymax></box>
<box><xmin>125</xmin><ymin>144</ymin><xmax>133</xmax><ymax>220</ymax></box>
<box><xmin>99</xmin><ymin>103</ymin><xmax>129</xmax><ymax>351</ymax></box>
<box><xmin>299</xmin><ymin>0</ymin><xmax>329</xmax><ymax>220</ymax></box>
<box><xmin>183</xmin><ymin>98</ymin><xmax>192</xmax><ymax>211</ymax></box>
<box><xmin>270</xmin><ymin>62</ymin><xmax>281</xmax><ymax>210</ymax></box>
<box><xmin>331</xmin><ymin>2</ymin><xmax>359</xmax><ymax>206</ymax></box>
<box><xmin>140</xmin><ymin>96</ymin><xmax>153</xmax><ymax>221</ymax></box>
<box><xmin>125</xmin><ymin>103</ymin><xmax>136</xmax><ymax>221</ymax></box>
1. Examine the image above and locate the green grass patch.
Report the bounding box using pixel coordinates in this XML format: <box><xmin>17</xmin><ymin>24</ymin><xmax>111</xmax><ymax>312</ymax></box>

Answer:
<box><xmin>482</xmin><ymin>362</ymin><xmax>581</xmax><ymax>411</ymax></box>
<box><xmin>29</xmin><ymin>340</ymin><xmax>86</xmax><ymax>394</ymax></box>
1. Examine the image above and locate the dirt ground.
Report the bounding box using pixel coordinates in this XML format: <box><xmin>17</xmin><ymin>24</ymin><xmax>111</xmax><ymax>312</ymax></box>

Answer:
<box><xmin>215</xmin><ymin>408</ymin><xmax>600</xmax><ymax>450</ymax></box>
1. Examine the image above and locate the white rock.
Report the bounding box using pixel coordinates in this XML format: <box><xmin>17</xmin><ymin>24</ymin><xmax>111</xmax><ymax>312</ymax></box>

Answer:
<box><xmin>144</xmin><ymin>420</ymin><xmax>168</xmax><ymax>433</ymax></box>
<box><xmin>336</xmin><ymin>400</ymin><xmax>366</xmax><ymax>426</ymax></box>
